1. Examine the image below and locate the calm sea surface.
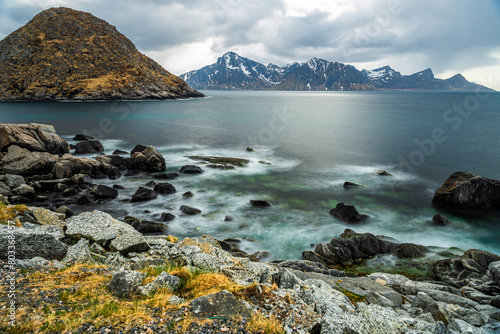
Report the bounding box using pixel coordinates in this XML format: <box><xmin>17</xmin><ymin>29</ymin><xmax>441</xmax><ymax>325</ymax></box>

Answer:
<box><xmin>1</xmin><ymin>91</ymin><xmax>500</xmax><ymax>259</ymax></box>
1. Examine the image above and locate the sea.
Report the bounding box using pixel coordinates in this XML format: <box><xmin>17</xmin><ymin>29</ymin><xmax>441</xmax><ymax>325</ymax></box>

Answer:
<box><xmin>1</xmin><ymin>90</ymin><xmax>500</xmax><ymax>261</ymax></box>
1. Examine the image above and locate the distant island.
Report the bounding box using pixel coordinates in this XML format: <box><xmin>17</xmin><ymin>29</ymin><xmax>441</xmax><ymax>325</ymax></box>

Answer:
<box><xmin>181</xmin><ymin>51</ymin><xmax>495</xmax><ymax>92</ymax></box>
<box><xmin>0</xmin><ymin>8</ymin><xmax>203</xmax><ymax>101</ymax></box>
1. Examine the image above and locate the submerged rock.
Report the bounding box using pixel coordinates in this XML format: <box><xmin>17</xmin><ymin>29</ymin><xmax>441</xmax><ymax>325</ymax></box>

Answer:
<box><xmin>344</xmin><ymin>181</ymin><xmax>363</xmax><ymax>189</ymax></box>
<box><xmin>250</xmin><ymin>200</ymin><xmax>271</xmax><ymax>207</ymax></box>
<box><xmin>188</xmin><ymin>156</ymin><xmax>249</xmax><ymax>167</ymax></box>
<box><xmin>74</xmin><ymin>140</ymin><xmax>104</xmax><ymax>154</ymax></box>
<box><xmin>90</xmin><ymin>184</ymin><xmax>118</xmax><ymax>199</ymax></box>
<box><xmin>432</xmin><ymin>214</ymin><xmax>451</xmax><ymax>226</ymax></box>
<box><xmin>130</xmin><ymin>186</ymin><xmax>158</xmax><ymax>202</ymax></box>
<box><xmin>432</xmin><ymin>171</ymin><xmax>500</xmax><ymax>210</ymax></box>
<box><xmin>180</xmin><ymin>205</ymin><xmax>202</xmax><ymax>215</ymax></box>
<box><xmin>329</xmin><ymin>202</ymin><xmax>368</xmax><ymax>223</ymax></box>
<box><xmin>180</xmin><ymin>165</ymin><xmax>204</xmax><ymax>174</ymax></box>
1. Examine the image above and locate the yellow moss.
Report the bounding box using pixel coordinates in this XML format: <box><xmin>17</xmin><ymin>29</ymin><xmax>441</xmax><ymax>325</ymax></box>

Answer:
<box><xmin>167</xmin><ymin>235</ymin><xmax>178</xmax><ymax>242</ymax></box>
<box><xmin>0</xmin><ymin>204</ymin><xmax>29</xmax><ymax>223</ymax></box>
<box><xmin>246</xmin><ymin>312</ymin><xmax>285</xmax><ymax>334</ymax></box>
<box><xmin>182</xmin><ymin>272</ymin><xmax>243</xmax><ymax>299</ymax></box>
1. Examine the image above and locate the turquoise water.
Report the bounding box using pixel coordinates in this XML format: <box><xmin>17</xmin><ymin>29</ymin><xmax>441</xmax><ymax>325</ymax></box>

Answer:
<box><xmin>1</xmin><ymin>91</ymin><xmax>499</xmax><ymax>259</ymax></box>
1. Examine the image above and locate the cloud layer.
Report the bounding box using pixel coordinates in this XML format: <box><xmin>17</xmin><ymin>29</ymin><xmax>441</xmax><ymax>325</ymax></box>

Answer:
<box><xmin>1</xmin><ymin>0</ymin><xmax>499</xmax><ymax>89</ymax></box>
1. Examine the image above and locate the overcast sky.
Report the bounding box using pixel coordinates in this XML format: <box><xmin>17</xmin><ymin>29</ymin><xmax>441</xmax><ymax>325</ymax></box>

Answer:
<box><xmin>1</xmin><ymin>0</ymin><xmax>499</xmax><ymax>89</ymax></box>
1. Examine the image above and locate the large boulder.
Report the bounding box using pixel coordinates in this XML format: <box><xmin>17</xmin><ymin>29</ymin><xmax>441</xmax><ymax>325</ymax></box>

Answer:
<box><xmin>124</xmin><ymin>216</ymin><xmax>167</xmax><ymax>234</ymax></box>
<box><xmin>65</xmin><ymin>210</ymin><xmax>149</xmax><ymax>254</ymax></box>
<box><xmin>180</xmin><ymin>165</ymin><xmax>204</xmax><ymax>174</ymax></box>
<box><xmin>0</xmin><ymin>123</ymin><xmax>70</xmax><ymax>154</ymax></box>
<box><xmin>329</xmin><ymin>202</ymin><xmax>368</xmax><ymax>223</ymax></box>
<box><xmin>107</xmin><ymin>270</ymin><xmax>146</xmax><ymax>298</ymax></box>
<box><xmin>74</xmin><ymin>140</ymin><xmax>104</xmax><ymax>154</ymax></box>
<box><xmin>432</xmin><ymin>171</ymin><xmax>500</xmax><ymax>210</ymax></box>
<box><xmin>90</xmin><ymin>184</ymin><xmax>118</xmax><ymax>199</ymax></box>
<box><xmin>52</xmin><ymin>154</ymin><xmax>101</xmax><ymax>178</ymax></box>
<box><xmin>130</xmin><ymin>186</ymin><xmax>158</xmax><ymax>202</ymax></box>
<box><xmin>138</xmin><ymin>271</ymin><xmax>182</xmax><ymax>296</ymax></box>
<box><xmin>126</xmin><ymin>146</ymin><xmax>165</xmax><ymax>172</ymax></box>
<box><xmin>189</xmin><ymin>290</ymin><xmax>251</xmax><ymax>319</ymax></box>
<box><xmin>1</xmin><ymin>145</ymin><xmax>59</xmax><ymax>176</ymax></box>
<box><xmin>0</xmin><ymin>226</ymin><xmax>68</xmax><ymax>260</ymax></box>
<box><xmin>153</xmin><ymin>182</ymin><xmax>176</xmax><ymax>195</ymax></box>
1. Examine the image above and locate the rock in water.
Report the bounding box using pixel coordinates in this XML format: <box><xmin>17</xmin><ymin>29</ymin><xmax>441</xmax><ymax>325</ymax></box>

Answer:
<box><xmin>329</xmin><ymin>203</ymin><xmax>368</xmax><ymax>223</ymax></box>
<box><xmin>0</xmin><ymin>123</ymin><xmax>69</xmax><ymax>154</ymax></box>
<box><xmin>0</xmin><ymin>7</ymin><xmax>203</xmax><ymax>101</ymax></box>
<box><xmin>432</xmin><ymin>171</ymin><xmax>500</xmax><ymax>210</ymax></box>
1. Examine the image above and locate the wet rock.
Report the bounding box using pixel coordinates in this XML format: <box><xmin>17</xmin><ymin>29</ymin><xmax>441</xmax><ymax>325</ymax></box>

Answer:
<box><xmin>0</xmin><ymin>123</ymin><xmax>70</xmax><ymax>154</ymax></box>
<box><xmin>112</xmin><ymin>149</ymin><xmax>129</xmax><ymax>155</ymax></box>
<box><xmin>180</xmin><ymin>165</ymin><xmax>204</xmax><ymax>174</ymax></box>
<box><xmin>344</xmin><ymin>181</ymin><xmax>363</xmax><ymax>188</ymax></box>
<box><xmin>124</xmin><ymin>216</ymin><xmax>167</xmax><ymax>234</ymax></box>
<box><xmin>250</xmin><ymin>200</ymin><xmax>271</xmax><ymax>207</ymax></box>
<box><xmin>491</xmin><ymin>295</ymin><xmax>500</xmax><ymax>308</ymax></box>
<box><xmin>55</xmin><ymin>183</ymin><xmax>68</xmax><ymax>192</ymax></box>
<box><xmin>131</xmin><ymin>144</ymin><xmax>148</xmax><ymax>155</ymax></box>
<box><xmin>63</xmin><ymin>187</ymin><xmax>79</xmax><ymax>197</ymax></box>
<box><xmin>160</xmin><ymin>212</ymin><xmax>176</xmax><ymax>222</ymax></box>
<box><xmin>9</xmin><ymin>196</ymin><xmax>30</xmax><ymax>204</ymax></box>
<box><xmin>107</xmin><ymin>168</ymin><xmax>121</xmax><ymax>180</ymax></box>
<box><xmin>95</xmin><ymin>154</ymin><xmax>125</xmax><ymax>168</ymax></box>
<box><xmin>376</xmin><ymin>170</ymin><xmax>392</xmax><ymax>176</ymax></box>
<box><xmin>188</xmin><ymin>155</ymin><xmax>249</xmax><ymax>167</ymax></box>
<box><xmin>56</xmin><ymin>206</ymin><xmax>74</xmax><ymax>218</ymax></box>
<box><xmin>246</xmin><ymin>147</ymin><xmax>254</xmax><ymax>152</ymax></box>
<box><xmin>13</xmin><ymin>184</ymin><xmax>35</xmax><ymax>198</ymax></box>
<box><xmin>73</xmin><ymin>133</ymin><xmax>94</xmax><ymax>141</ymax></box>
<box><xmin>393</xmin><ymin>243</ymin><xmax>427</xmax><ymax>259</ymax></box>
<box><xmin>432</xmin><ymin>171</ymin><xmax>500</xmax><ymax>210</ymax></box>
<box><xmin>90</xmin><ymin>184</ymin><xmax>118</xmax><ymax>199</ymax></box>
<box><xmin>182</xmin><ymin>191</ymin><xmax>194</xmax><ymax>198</ymax></box>
<box><xmin>190</xmin><ymin>290</ymin><xmax>251</xmax><ymax>319</ymax></box>
<box><xmin>70</xmin><ymin>173</ymin><xmax>93</xmax><ymax>186</ymax></box>
<box><xmin>153</xmin><ymin>182</ymin><xmax>176</xmax><ymax>195</ymax></box>
<box><xmin>205</xmin><ymin>163</ymin><xmax>235</xmax><ymax>170</ymax></box>
<box><xmin>74</xmin><ymin>140</ymin><xmax>104</xmax><ymax>154</ymax></box>
<box><xmin>126</xmin><ymin>146</ymin><xmax>166</xmax><ymax>172</ymax></box>
<box><xmin>130</xmin><ymin>186</ymin><xmax>157</xmax><ymax>202</ymax></box>
<box><xmin>180</xmin><ymin>205</ymin><xmax>201</xmax><ymax>215</ymax></box>
<box><xmin>52</xmin><ymin>154</ymin><xmax>101</xmax><ymax>178</ymax></box>
<box><xmin>107</xmin><ymin>270</ymin><xmax>146</xmax><ymax>298</ymax></box>
<box><xmin>329</xmin><ymin>202</ymin><xmax>368</xmax><ymax>223</ymax></box>
<box><xmin>432</xmin><ymin>214</ymin><xmax>451</xmax><ymax>226</ymax></box>
<box><xmin>152</xmin><ymin>172</ymin><xmax>179</xmax><ymax>180</ymax></box>
<box><xmin>224</xmin><ymin>216</ymin><xmax>233</xmax><ymax>222</ymax></box>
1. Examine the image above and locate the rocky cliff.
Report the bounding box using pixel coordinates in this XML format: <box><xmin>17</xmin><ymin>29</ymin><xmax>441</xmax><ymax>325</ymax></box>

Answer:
<box><xmin>0</xmin><ymin>7</ymin><xmax>203</xmax><ymax>101</ymax></box>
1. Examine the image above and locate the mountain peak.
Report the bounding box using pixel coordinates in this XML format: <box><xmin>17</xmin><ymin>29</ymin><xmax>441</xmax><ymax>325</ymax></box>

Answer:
<box><xmin>0</xmin><ymin>7</ymin><xmax>202</xmax><ymax>100</ymax></box>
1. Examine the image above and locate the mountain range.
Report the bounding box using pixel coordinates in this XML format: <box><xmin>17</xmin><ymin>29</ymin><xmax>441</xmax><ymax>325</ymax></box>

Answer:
<box><xmin>0</xmin><ymin>7</ymin><xmax>203</xmax><ymax>101</ymax></box>
<box><xmin>181</xmin><ymin>52</ymin><xmax>494</xmax><ymax>92</ymax></box>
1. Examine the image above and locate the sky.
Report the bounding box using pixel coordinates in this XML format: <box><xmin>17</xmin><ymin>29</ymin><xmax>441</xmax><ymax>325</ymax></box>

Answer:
<box><xmin>1</xmin><ymin>0</ymin><xmax>499</xmax><ymax>90</ymax></box>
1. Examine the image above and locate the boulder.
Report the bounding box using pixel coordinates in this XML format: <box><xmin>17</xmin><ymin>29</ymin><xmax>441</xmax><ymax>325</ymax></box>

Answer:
<box><xmin>153</xmin><ymin>182</ymin><xmax>176</xmax><ymax>195</ymax></box>
<box><xmin>126</xmin><ymin>146</ymin><xmax>166</xmax><ymax>172</ymax></box>
<box><xmin>30</xmin><ymin>207</ymin><xmax>64</xmax><ymax>226</ymax></box>
<box><xmin>160</xmin><ymin>212</ymin><xmax>176</xmax><ymax>222</ymax></box>
<box><xmin>70</xmin><ymin>173</ymin><xmax>93</xmax><ymax>186</ymax></box>
<box><xmin>62</xmin><ymin>238</ymin><xmax>93</xmax><ymax>264</ymax></box>
<box><xmin>0</xmin><ymin>123</ymin><xmax>70</xmax><ymax>154</ymax></box>
<box><xmin>432</xmin><ymin>171</ymin><xmax>500</xmax><ymax>210</ymax></box>
<box><xmin>180</xmin><ymin>205</ymin><xmax>201</xmax><ymax>215</ymax></box>
<box><xmin>131</xmin><ymin>144</ymin><xmax>148</xmax><ymax>155</ymax></box>
<box><xmin>152</xmin><ymin>172</ymin><xmax>179</xmax><ymax>180</ymax></box>
<box><xmin>73</xmin><ymin>133</ymin><xmax>94</xmax><ymax>141</ymax></box>
<box><xmin>124</xmin><ymin>216</ymin><xmax>167</xmax><ymax>234</ymax></box>
<box><xmin>432</xmin><ymin>214</ymin><xmax>451</xmax><ymax>226</ymax></box>
<box><xmin>189</xmin><ymin>290</ymin><xmax>251</xmax><ymax>319</ymax></box>
<box><xmin>107</xmin><ymin>270</ymin><xmax>146</xmax><ymax>298</ymax></box>
<box><xmin>65</xmin><ymin>210</ymin><xmax>150</xmax><ymax>254</ymax></box>
<box><xmin>5</xmin><ymin>174</ymin><xmax>25</xmax><ymax>188</ymax></box>
<box><xmin>344</xmin><ymin>181</ymin><xmax>363</xmax><ymax>188</ymax></box>
<box><xmin>1</xmin><ymin>145</ymin><xmax>59</xmax><ymax>176</ymax></box>
<box><xmin>182</xmin><ymin>191</ymin><xmax>194</xmax><ymax>198</ymax></box>
<box><xmin>250</xmin><ymin>200</ymin><xmax>271</xmax><ymax>207</ymax></box>
<box><xmin>489</xmin><ymin>261</ymin><xmax>500</xmax><ymax>283</ymax></box>
<box><xmin>393</xmin><ymin>243</ymin><xmax>427</xmax><ymax>259</ymax></box>
<box><xmin>138</xmin><ymin>271</ymin><xmax>182</xmax><ymax>296</ymax></box>
<box><xmin>130</xmin><ymin>186</ymin><xmax>158</xmax><ymax>202</ymax></box>
<box><xmin>13</xmin><ymin>184</ymin><xmax>35</xmax><ymax>198</ymax></box>
<box><xmin>0</xmin><ymin>226</ymin><xmax>68</xmax><ymax>260</ymax></box>
<box><xmin>52</xmin><ymin>154</ymin><xmax>101</xmax><ymax>178</ymax></box>
<box><xmin>74</xmin><ymin>140</ymin><xmax>104</xmax><ymax>154</ymax></box>
<box><xmin>95</xmin><ymin>155</ymin><xmax>125</xmax><ymax>168</ymax></box>
<box><xmin>187</xmin><ymin>156</ymin><xmax>249</xmax><ymax>167</ymax></box>
<box><xmin>112</xmin><ymin>149</ymin><xmax>129</xmax><ymax>155</ymax></box>
<box><xmin>90</xmin><ymin>184</ymin><xmax>119</xmax><ymax>199</ymax></box>
<box><xmin>180</xmin><ymin>165</ymin><xmax>204</xmax><ymax>174</ymax></box>
<box><xmin>329</xmin><ymin>203</ymin><xmax>368</xmax><ymax>223</ymax></box>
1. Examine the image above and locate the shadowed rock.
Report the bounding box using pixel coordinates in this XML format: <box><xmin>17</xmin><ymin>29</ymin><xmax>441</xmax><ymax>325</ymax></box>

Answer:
<box><xmin>329</xmin><ymin>203</ymin><xmax>368</xmax><ymax>223</ymax></box>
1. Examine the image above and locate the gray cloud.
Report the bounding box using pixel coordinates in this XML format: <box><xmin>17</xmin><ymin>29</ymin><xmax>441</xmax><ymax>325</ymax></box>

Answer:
<box><xmin>1</xmin><ymin>0</ymin><xmax>499</xmax><ymax>88</ymax></box>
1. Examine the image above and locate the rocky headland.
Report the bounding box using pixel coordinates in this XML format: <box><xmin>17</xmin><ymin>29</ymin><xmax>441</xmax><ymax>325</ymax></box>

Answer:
<box><xmin>1</xmin><ymin>123</ymin><xmax>500</xmax><ymax>333</ymax></box>
<box><xmin>0</xmin><ymin>8</ymin><xmax>203</xmax><ymax>101</ymax></box>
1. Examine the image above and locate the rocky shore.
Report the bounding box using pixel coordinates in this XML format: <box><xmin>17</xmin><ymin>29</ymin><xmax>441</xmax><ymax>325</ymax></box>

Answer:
<box><xmin>1</xmin><ymin>123</ymin><xmax>500</xmax><ymax>333</ymax></box>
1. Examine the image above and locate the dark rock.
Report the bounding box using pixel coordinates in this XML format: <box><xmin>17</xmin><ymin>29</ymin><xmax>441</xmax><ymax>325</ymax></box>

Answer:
<box><xmin>107</xmin><ymin>168</ymin><xmax>121</xmax><ymax>180</ymax></box>
<box><xmin>124</xmin><ymin>170</ymin><xmax>140</xmax><ymax>176</ymax></box>
<box><xmin>344</xmin><ymin>181</ymin><xmax>363</xmax><ymax>188</ymax></box>
<box><xmin>0</xmin><ymin>229</ymin><xmax>68</xmax><ymax>260</ymax></box>
<box><xmin>152</xmin><ymin>172</ymin><xmax>179</xmax><ymax>180</ymax></box>
<box><xmin>250</xmin><ymin>200</ymin><xmax>271</xmax><ymax>207</ymax></box>
<box><xmin>160</xmin><ymin>212</ymin><xmax>176</xmax><ymax>222</ymax></box>
<box><xmin>107</xmin><ymin>270</ymin><xmax>146</xmax><ymax>298</ymax></box>
<box><xmin>1</xmin><ymin>145</ymin><xmax>59</xmax><ymax>176</ymax></box>
<box><xmin>55</xmin><ymin>183</ymin><xmax>68</xmax><ymax>192</ymax></box>
<box><xmin>224</xmin><ymin>216</ymin><xmax>233</xmax><ymax>222</ymax></box>
<box><xmin>113</xmin><ymin>185</ymin><xmax>125</xmax><ymax>190</ymax></box>
<box><xmin>76</xmin><ymin>194</ymin><xmax>95</xmax><ymax>205</ymax></box>
<box><xmin>74</xmin><ymin>140</ymin><xmax>104</xmax><ymax>154</ymax></box>
<box><xmin>55</xmin><ymin>206</ymin><xmax>74</xmax><ymax>218</ymax></box>
<box><xmin>153</xmin><ymin>182</ymin><xmax>177</xmax><ymax>195</ymax></box>
<box><xmin>9</xmin><ymin>196</ymin><xmax>30</xmax><ymax>204</ymax></box>
<box><xmin>124</xmin><ymin>216</ymin><xmax>167</xmax><ymax>234</ymax></box>
<box><xmin>130</xmin><ymin>186</ymin><xmax>157</xmax><ymax>202</ymax></box>
<box><xmin>376</xmin><ymin>170</ymin><xmax>393</xmax><ymax>176</ymax></box>
<box><xmin>329</xmin><ymin>203</ymin><xmax>368</xmax><ymax>223</ymax></box>
<box><xmin>0</xmin><ymin>123</ymin><xmax>69</xmax><ymax>154</ymax></box>
<box><xmin>491</xmin><ymin>295</ymin><xmax>500</xmax><ymax>308</ymax></box>
<box><xmin>73</xmin><ymin>133</ymin><xmax>94</xmax><ymax>141</ymax></box>
<box><xmin>182</xmin><ymin>191</ymin><xmax>194</xmax><ymax>198</ymax></box>
<box><xmin>190</xmin><ymin>290</ymin><xmax>251</xmax><ymax>319</ymax></box>
<box><xmin>5</xmin><ymin>174</ymin><xmax>25</xmax><ymax>188</ymax></box>
<box><xmin>205</xmin><ymin>164</ymin><xmax>235</xmax><ymax>170</ymax></box>
<box><xmin>188</xmin><ymin>156</ymin><xmax>249</xmax><ymax>167</ymax></box>
<box><xmin>277</xmin><ymin>260</ymin><xmax>346</xmax><ymax>277</ymax></box>
<box><xmin>432</xmin><ymin>171</ymin><xmax>500</xmax><ymax>210</ymax></box>
<box><xmin>180</xmin><ymin>205</ymin><xmax>201</xmax><ymax>215</ymax></box>
<box><xmin>145</xmin><ymin>180</ymin><xmax>157</xmax><ymax>188</ymax></box>
<box><xmin>246</xmin><ymin>147</ymin><xmax>254</xmax><ymax>152</ymax></box>
<box><xmin>70</xmin><ymin>173</ymin><xmax>93</xmax><ymax>186</ymax></box>
<box><xmin>432</xmin><ymin>214</ymin><xmax>451</xmax><ymax>226</ymax></box>
<box><xmin>393</xmin><ymin>243</ymin><xmax>427</xmax><ymax>259</ymax></box>
<box><xmin>112</xmin><ymin>149</ymin><xmax>129</xmax><ymax>155</ymax></box>
<box><xmin>131</xmin><ymin>145</ymin><xmax>148</xmax><ymax>155</ymax></box>
<box><xmin>90</xmin><ymin>184</ymin><xmax>118</xmax><ymax>199</ymax></box>
<box><xmin>62</xmin><ymin>187</ymin><xmax>79</xmax><ymax>197</ymax></box>
<box><xmin>95</xmin><ymin>155</ymin><xmax>126</xmax><ymax>168</ymax></box>
<box><xmin>127</xmin><ymin>146</ymin><xmax>166</xmax><ymax>172</ymax></box>
<box><xmin>180</xmin><ymin>165</ymin><xmax>204</xmax><ymax>174</ymax></box>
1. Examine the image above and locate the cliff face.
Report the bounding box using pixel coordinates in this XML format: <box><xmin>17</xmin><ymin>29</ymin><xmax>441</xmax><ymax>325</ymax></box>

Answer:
<box><xmin>0</xmin><ymin>7</ymin><xmax>203</xmax><ymax>101</ymax></box>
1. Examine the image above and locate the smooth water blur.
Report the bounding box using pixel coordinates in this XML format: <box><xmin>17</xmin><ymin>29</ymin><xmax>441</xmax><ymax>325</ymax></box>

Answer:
<box><xmin>1</xmin><ymin>91</ymin><xmax>500</xmax><ymax>259</ymax></box>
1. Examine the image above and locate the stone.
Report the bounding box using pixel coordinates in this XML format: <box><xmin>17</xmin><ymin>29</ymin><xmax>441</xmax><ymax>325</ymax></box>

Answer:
<box><xmin>190</xmin><ymin>290</ymin><xmax>251</xmax><ymax>318</ymax></box>
<box><xmin>74</xmin><ymin>140</ymin><xmax>104</xmax><ymax>154</ymax></box>
<box><xmin>491</xmin><ymin>295</ymin><xmax>500</xmax><ymax>308</ymax></box>
<box><xmin>30</xmin><ymin>207</ymin><xmax>64</xmax><ymax>226</ymax></box>
<box><xmin>138</xmin><ymin>271</ymin><xmax>182</xmax><ymax>296</ymax></box>
<box><xmin>126</xmin><ymin>146</ymin><xmax>166</xmax><ymax>172</ymax></box>
<box><xmin>124</xmin><ymin>217</ymin><xmax>167</xmax><ymax>234</ymax></box>
<box><xmin>70</xmin><ymin>173</ymin><xmax>93</xmax><ymax>186</ymax></box>
<box><xmin>0</xmin><ymin>145</ymin><xmax>57</xmax><ymax>176</ymax></box>
<box><xmin>131</xmin><ymin>145</ymin><xmax>148</xmax><ymax>155</ymax></box>
<box><xmin>343</xmin><ymin>181</ymin><xmax>363</xmax><ymax>188</ymax></box>
<box><xmin>393</xmin><ymin>243</ymin><xmax>427</xmax><ymax>259</ymax></box>
<box><xmin>73</xmin><ymin>133</ymin><xmax>94</xmax><ymax>141</ymax></box>
<box><xmin>180</xmin><ymin>165</ymin><xmax>204</xmax><ymax>174</ymax></box>
<box><xmin>432</xmin><ymin>171</ymin><xmax>500</xmax><ymax>210</ymax></box>
<box><xmin>160</xmin><ymin>212</ymin><xmax>176</xmax><ymax>222</ymax></box>
<box><xmin>0</xmin><ymin>226</ymin><xmax>68</xmax><ymax>260</ymax></box>
<box><xmin>95</xmin><ymin>155</ymin><xmax>125</xmax><ymax>168</ymax></box>
<box><xmin>329</xmin><ymin>202</ymin><xmax>368</xmax><ymax>223</ymax></box>
<box><xmin>90</xmin><ymin>184</ymin><xmax>119</xmax><ymax>199</ymax></box>
<box><xmin>250</xmin><ymin>200</ymin><xmax>271</xmax><ymax>207</ymax></box>
<box><xmin>180</xmin><ymin>205</ymin><xmax>201</xmax><ymax>215</ymax></box>
<box><xmin>187</xmin><ymin>156</ymin><xmax>249</xmax><ymax>167</ymax></box>
<box><xmin>191</xmin><ymin>253</ymin><xmax>223</xmax><ymax>271</ymax></box>
<box><xmin>246</xmin><ymin>147</ymin><xmax>254</xmax><ymax>152</ymax></box>
<box><xmin>107</xmin><ymin>270</ymin><xmax>146</xmax><ymax>298</ymax></box>
<box><xmin>65</xmin><ymin>210</ymin><xmax>150</xmax><ymax>254</ymax></box>
<box><xmin>112</xmin><ymin>149</ymin><xmax>129</xmax><ymax>155</ymax></box>
<box><xmin>275</xmin><ymin>268</ymin><xmax>304</xmax><ymax>289</ymax></box>
<box><xmin>62</xmin><ymin>238</ymin><xmax>93</xmax><ymax>264</ymax></box>
<box><xmin>5</xmin><ymin>174</ymin><xmax>25</xmax><ymax>188</ymax></box>
<box><xmin>152</xmin><ymin>172</ymin><xmax>179</xmax><ymax>180</ymax></box>
<box><xmin>107</xmin><ymin>168</ymin><xmax>121</xmax><ymax>180</ymax></box>
<box><xmin>153</xmin><ymin>182</ymin><xmax>176</xmax><ymax>195</ymax></box>
<box><xmin>130</xmin><ymin>186</ymin><xmax>157</xmax><ymax>202</ymax></box>
<box><xmin>0</xmin><ymin>123</ymin><xmax>70</xmax><ymax>154</ymax></box>
<box><xmin>169</xmin><ymin>296</ymin><xmax>184</xmax><ymax>305</ymax></box>
<box><xmin>432</xmin><ymin>214</ymin><xmax>451</xmax><ymax>226</ymax></box>
<box><xmin>376</xmin><ymin>170</ymin><xmax>392</xmax><ymax>176</ymax></box>
<box><xmin>182</xmin><ymin>191</ymin><xmax>194</xmax><ymax>198</ymax></box>
<box><xmin>52</xmin><ymin>154</ymin><xmax>101</xmax><ymax>179</ymax></box>
<box><xmin>278</xmin><ymin>260</ymin><xmax>346</xmax><ymax>277</ymax></box>
<box><xmin>411</xmin><ymin>292</ymin><xmax>439</xmax><ymax>318</ymax></box>
<box><xmin>12</xmin><ymin>184</ymin><xmax>35</xmax><ymax>198</ymax></box>
<box><xmin>55</xmin><ymin>183</ymin><xmax>68</xmax><ymax>192</ymax></box>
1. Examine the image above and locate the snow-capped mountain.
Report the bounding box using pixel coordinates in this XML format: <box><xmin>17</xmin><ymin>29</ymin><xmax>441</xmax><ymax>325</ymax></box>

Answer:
<box><xmin>180</xmin><ymin>52</ymin><xmax>494</xmax><ymax>92</ymax></box>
